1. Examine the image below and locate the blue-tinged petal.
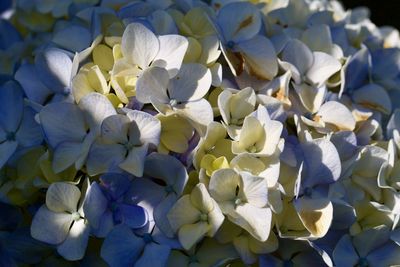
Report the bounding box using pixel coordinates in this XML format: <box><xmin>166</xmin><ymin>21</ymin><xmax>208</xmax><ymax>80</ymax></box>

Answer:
<box><xmin>387</xmin><ymin>109</ymin><xmax>400</xmax><ymax>139</ymax></box>
<box><xmin>119</xmin><ymin>203</ymin><xmax>148</xmax><ymax>229</ymax></box>
<box><xmin>330</xmin><ymin>131</ymin><xmax>358</xmax><ymax>160</ymax></box>
<box><xmin>0</xmin><ymin>19</ymin><xmax>21</xmax><ymax>50</ymax></box>
<box><xmin>86</xmin><ymin>143</ymin><xmax>126</xmax><ymax>176</ymax></box>
<box><xmin>237</xmin><ymin>35</ymin><xmax>278</xmax><ymax>80</ymax></box>
<box><xmin>35</xmin><ymin>48</ymin><xmax>72</xmax><ymax>94</ymax></box>
<box><xmin>367</xmin><ymin>241</ymin><xmax>400</xmax><ymax>267</ymax></box>
<box><xmin>15</xmin><ymin>63</ymin><xmax>52</xmax><ymax>104</ymax></box>
<box><xmin>57</xmin><ymin>219</ymin><xmax>90</xmax><ymax>261</ymax></box>
<box><xmin>121</xmin><ymin>22</ymin><xmax>159</xmax><ymax>69</ymax></box>
<box><xmin>92</xmin><ymin>211</ymin><xmax>114</xmax><ymax>238</ymax></box>
<box><xmin>129</xmin><ymin>178</ymin><xmax>165</xmax><ymax>220</ymax></box>
<box><xmin>52</xmin><ymin>141</ymin><xmax>82</xmax><ymax>173</ymax></box>
<box><xmin>144</xmin><ymin>153</ymin><xmax>188</xmax><ymax>194</ymax></box>
<box><xmin>371</xmin><ymin>48</ymin><xmax>400</xmax><ymax>80</ymax></box>
<box><xmin>0</xmin><ymin>141</ymin><xmax>17</xmax><ymax>169</ymax></box>
<box><xmin>353</xmin><ymin>225</ymin><xmax>390</xmax><ymax>258</ymax></box>
<box><xmin>15</xmin><ymin>107</ymin><xmax>43</xmax><ymax>147</ymax></box>
<box><xmin>344</xmin><ymin>45</ymin><xmax>370</xmax><ymax>91</ymax></box>
<box><xmin>282</xmin><ymin>39</ymin><xmax>313</xmax><ymax>76</ymax></box>
<box><xmin>39</xmin><ymin>102</ymin><xmax>87</xmax><ymax>148</ymax></box>
<box><xmin>135</xmin><ymin>243</ymin><xmax>171</xmax><ymax>267</ymax></box>
<box><xmin>0</xmin><ymin>203</ymin><xmax>22</xmax><ymax>231</ymax></box>
<box><xmin>31</xmin><ymin>206</ymin><xmax>73</xmax><ymax>245</ymax></box>
<box><xmin>101</xmin><ymin>115</ymin><xmax>130</xmax><ymax>144</ymax></box>
<box><xmin>83</xmin><ymin>182</ymin><xmax>108</xmax><ymax>229</ymax></box>
<box><xmin>0</xmin><ymin>81</ymin><xmax>23</xmax><ymax>133</ymax></box>
<box><xmin>149</xmin><ymin>10</ymin><xmax>178</xmax><ymax>35</ymax></box>
<box><xmin>78</xmin><ymin>92</ymin><xmax>116</xmax><ymax>131</ymax></box>
<box><xmin>154</xmin><ymin>194</ymin><xmax>177</xmax><ymax>238</ymax></box>
<box><xmin>300</xmin><ymin>138</ymin><xmax>341</xmax><ymax>188</ymax></box>
<box><xmin>217</xmin><ymin>2</ymin><xmax>261</xmax><ymax>43</ymax></box>
<box><xmin>332</xmin><ymin>235</ymin><xmax>359</xmax><ymax>267</ymax></box>
<box><xmin>52</xmin><ymin>25</ymin><xmax>92</xmax><ymax>52</ymax></box>
<box><xmin>101</xmin><ymin>225</ymin><xmax>145</xmax><ymax>267</ymax></box>
<box><xmin>100</xmin><ymin>173</ymin><xmax>131</xmax><ymax>200</ymax></box>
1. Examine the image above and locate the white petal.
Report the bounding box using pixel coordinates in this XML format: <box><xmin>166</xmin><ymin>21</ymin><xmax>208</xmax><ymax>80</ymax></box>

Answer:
<box><xmin>234</xmin><ymin>204</ymin><xmax>272</xmax><ymax>242</ymax></box>
<box><xmin>239</xmin><ymin>172</ymin><xmax>269</xmax><ymax>208</ymax></box>
<box><xmin>178</xmin><ymin>222</ymin><xmax>209</xmax><ymax>250</ymax></box>
<box><xmin>57</xmin><ymin>219</ymin><xmax>90</xmax><ymax>261</ymax></box>
<box><xmin>46</xmin><ymin>182</ymin><xmax>81</xmax><ymax>213</ymax></box>
<box><xmin>31</xmin><ymin>206</ymin><xmax>72</xmax><ymax>245</ymax></box>
<box><xmin>78</xmin><ymin>92</ymin><xmax>116</xmax><ymax>131</ymax></box>
<box><xmin>306</xmin><ymin>52</ymin><xmax>341</xmax><ymax>86</ymax></box>
<box><xmin>167</xmin><ymin>195</ymin><xmax>201</xmax><ymax>232</ymax></box>
<box><xmin>237</xmin><ymin>35</ymin><xmax>278</xmax><ymax>80</ymax></box>
<box><xmin>168</xmin><ymin>63</ymin><xmax>212</xmax><ymax>102</ymax></box>
<box><xmin>119</xmin><ymin>144</ymin><xmax>148</xmax><ymax>176</ymax></box>
<box><xmin>294</xmin><ymin>197</ymin><xmax>333</xmax><ymax>238</ymax></box>
<box><xmin>153</xmin><ymin>34</ymin><xmax>188</xmax><ymax>77</ymax></box>
<box><xmin>282</xmin><ymin>39</ymin><xmax>313</xmax><ymax>75</ymax></box>
<box><xmin>126</xmin><ymin>110</ymin><xmax>161</xmax><ymax>146</ymax></box>
<box><xmin>136</xmin><ymin>66</ymin><xmax>170</xmax><ymax>104</ymax></box>
<box><xmin>293</xmin><ymin>83</ymin><xmax>326</xmax><ymax>113</ymax></box>
<box><xmin>121</xmin><ymin>23</ymin><xmax>159</xmax><ymax>69</ymax></box>
<box><xmin>317</xmin><ymin>101</ymin><xmax>356</xmax><ymax>131</ymax></box>
<box><xmin>209</xmin><ymin>168</ymin><xmax>240</xmax><ymax>202</ymax></box>
<box><xmin>174</xmin><ymin>99</ymin><xmax>213</xmax><ymax>137</ymax></box>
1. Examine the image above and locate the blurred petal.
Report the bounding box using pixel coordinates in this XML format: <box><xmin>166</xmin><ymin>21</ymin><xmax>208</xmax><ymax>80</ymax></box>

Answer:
<box><xmin>135</xmin><ymin>243</ymin><xmax>171</xmax><ymax>267</ymax></box>
<box><xmin>53</xmin><ymin>25</ymin><xmax>91</xmax><ymax>52</ymax></box>
<box><xmin>0</xmin><ymin>81</ymin><xmax>23</xmax><ymax>132</ymax></box>
<box><xmin>0</xmin><ymin>141</ymin><xmax>17</xmax><ymax>168</ymax></box>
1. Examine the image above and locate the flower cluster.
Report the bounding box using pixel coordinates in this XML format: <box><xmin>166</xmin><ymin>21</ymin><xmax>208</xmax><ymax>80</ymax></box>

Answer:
<box><xmin>2</xmin><ymin>0</ymin><xmax>400</xmax><ymax>266</ymax></box>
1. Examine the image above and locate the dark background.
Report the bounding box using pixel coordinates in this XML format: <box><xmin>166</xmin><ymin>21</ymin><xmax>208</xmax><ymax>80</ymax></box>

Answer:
<box><xmin>344</xmin><ymin>0</ymin><xmax>400</xmax><ymax>28</ymax></box>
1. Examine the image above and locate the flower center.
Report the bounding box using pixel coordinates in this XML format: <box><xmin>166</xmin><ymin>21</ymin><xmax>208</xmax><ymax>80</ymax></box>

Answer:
<box><xmin>72</xmin><ymin>212</ymin><xmax>81</xmax><ymax>221</ymax></box>
<box><xmin>234</xmin><ymin>198</ymin><xmax>243</xmax><ymax>206</ymax></box>
<box><xmin>248</xmin><ymin>145</ymin><xmax>257</xmax><ymax>153</ymax></box>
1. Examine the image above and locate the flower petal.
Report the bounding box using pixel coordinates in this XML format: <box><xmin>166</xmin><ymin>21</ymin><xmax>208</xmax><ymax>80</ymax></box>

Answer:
<box><xmin>178</xmin><ymin>222</ymin><xmax>209</xmax><ymax>250</ymax></box>
<box><xmin>56</xmin><ymin>219</ymin><xmax>90</xmax><ymax>261</ymax></box>
<box><xmin>83</xmin><ymin>182</ymin><xmax>108</xmax><ymax>229</ymax></box>
<box><xmin>153</xmin><ymin>34</ymin><xmax>188</xmax><ymax>77</ymax></box>
<box><xmin>46</xmin><ymin>182</ymin><xmax>81</xmax><ymax>213</ymax></box>
<box><xmin>119</xmin><ymin>144</ymin><xmax>149</xmax><ymax>176</ymax></box>
<box><xmin>209</xmin><ymin>168</ymin><xmax>240</xmax><ymax>202</ymax></box>
<box><xmin>168</xmin><ymin>63</ymin><xmax>212</xmax><ymax>102</ymax></box>
<box><xmin>135</xmin><ymin>243</ymin><xmax>171</xmax><ymax>267</ymax></box>
<box><xmin>31</xmin><ymin>206</ymin><xmax>72</xmax><ymax>245</ymax></box>
<box><xmin>136</xmin><ymin>66</ymin><xmax>170</xmax><ymax>104</ymax></box>
<box><xmin>121</xmin><ymin>23</ymin><xmax>159</xmax><ymax>69</ymax></box>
